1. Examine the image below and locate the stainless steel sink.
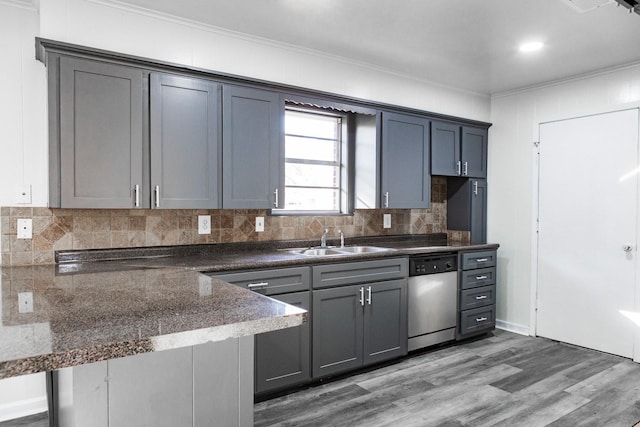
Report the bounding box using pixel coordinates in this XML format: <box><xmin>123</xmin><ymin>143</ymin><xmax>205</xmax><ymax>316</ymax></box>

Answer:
<box><xmin>334</xmin><ymin>246</ymin><xmax>396</xmax><ymax>254</ymax></box>
<box><xmin>287</xmin><ymin>245</ymin><xmax>395</xmax><ymax>256</ymax></box>
<box><xmin>288</xmin><ymin>247</ymin><xmax>345</xmax><ymax>256</ymax></box>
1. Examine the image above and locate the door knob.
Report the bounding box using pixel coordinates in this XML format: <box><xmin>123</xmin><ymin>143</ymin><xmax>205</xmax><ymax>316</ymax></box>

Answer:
<box><xmin>622</xmin><ymin>244</ymin><xmax>633</xmax><ymax>252</ymax></box>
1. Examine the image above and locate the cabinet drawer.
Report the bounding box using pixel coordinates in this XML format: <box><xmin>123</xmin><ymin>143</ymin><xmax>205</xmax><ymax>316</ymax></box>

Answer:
<box><xmin>461</xmin><ymin>250</ymin><xmax>497</xmax><ymax>270</ymax></box>
<box><xmin>460</xmin><ymin>285</ymin><xmax>496</xmax><ymax>310</ymax></box>
<box><xmin>209</xmin><ymin>266</ymin><xmax>310</xmax><ymax>296</ymax></box>
<box><xmin>312</xmin><ymin>258</ymin><xmax>408</xmax><ymax>289</ymax></box>
<box><xmin>459</xmin><ymin>306</ymin><xmax>495</xmax><ymax>335</ymax></box>
<box><xmin>460</xmin><ymin>267</ymin><xmax>496</xmax><ymax>289</ymax></box>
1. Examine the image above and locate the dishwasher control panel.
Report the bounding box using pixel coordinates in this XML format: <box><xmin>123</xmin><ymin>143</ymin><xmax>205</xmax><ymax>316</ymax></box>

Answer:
<box><xmin>409</xmin><ymin>254</ymin><xmax>457</xmax><ymax>276</ymax></box>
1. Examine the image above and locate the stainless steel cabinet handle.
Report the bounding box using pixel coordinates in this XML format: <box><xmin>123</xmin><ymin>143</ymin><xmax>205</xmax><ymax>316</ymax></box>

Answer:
<box><xmin>623</xmin><ymin>244</ymin><xmax>633</xmax><ymax>252</ymax></box>
<box><xmin>476</xmin><ymin>258</ymin><xmax>488</xmax><ymax>262</ymax></box>
<box><xmin>134</xmin><ymin>184</ymin><xmax>140</xmax><ymax>207</ymax></box>
<box><xmin>384</xmin><ymin>192</ymin><xmax>389</xmax><ymax>208</ymax></box>
<box><xmin>476</xmin><ymin>275</ymin><xmax>488</xmax><ymax>280</ymax></box>
<box><xmin>273</xmin><ymin>189</ymin><xmax>279</xmax><ymax>208</ymax></box>
<box><xmin>463</xmin><ymin>161</ymin><xmax>468</xmax><ymax>176</ymax></box>
<box><xmin>475</xmin><ymin>295</ymin><xmax>488</xmax><ymax>300</ymax></box>
<box><xmin>456</xmin><ymin>161</ymin><xmax>461</xmax><ymax>175</ymax></box>
<box><xmin>359</xmin><ymin>287</ymin><xmax>365</xmax><ymax>306</ymax></box>
<box><xmin>248</xmin><ymin>282</ymin><xmax>269</xmax><ymax>290</ymax></box>
<box><xmin>366</xmin><ymin>286</ymin><xmax>372</xmax><ymax>305</ymax></box>
<box><xmin>476</xmin><ymin>317</ymin><xmax>488</xmax><ymax>322</ymax></box>
<box><xmin>473</xmin><ymin>181</ymin><xmax>478</xmax><ymax>195</ymax></box>
<box><xmin>154</xmin><ymin>185</ymin><xmax>160</xmax><ymax>208</ymax></box>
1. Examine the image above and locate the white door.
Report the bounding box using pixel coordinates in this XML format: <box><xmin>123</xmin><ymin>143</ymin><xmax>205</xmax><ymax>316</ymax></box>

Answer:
<box><xmin>537</xmin><ymin>109</ymin><xmax>639</xmax><ymax>358</ymax></box>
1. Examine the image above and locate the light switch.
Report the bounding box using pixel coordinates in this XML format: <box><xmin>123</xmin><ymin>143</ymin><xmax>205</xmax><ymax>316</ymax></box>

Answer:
<box><xmin>256</xmin><ymin>217</ymin><xmax>265</xmax><ymax>232</ymax></box>
<box><xmin>17</xmin><ymin>219</ymin><xmax>32</xmax><ymax>239</ymax></box>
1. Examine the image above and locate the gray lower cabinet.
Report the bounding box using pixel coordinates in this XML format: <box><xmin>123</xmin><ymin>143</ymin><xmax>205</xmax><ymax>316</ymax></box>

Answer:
<box><xmin>457</xmin><ymin>249</ymin><xmax>497</xmax><ymax>338</ymax></box>
<box><xmin>55</xmin><ymin>56</ymin><xmax>144</xmax><ymax>208</ymax></box>
<box><xmin>447</xmin><ymin>178</ymin><xmax>487</xmax><ymax>244</ymax></box>
<box><xmin>209</xmin><ymin>267</ymin><xmax>310</xmax><ymax>394</ymax></box>
<box><xmin>222</xmin><ymin>85</ymin><xmax>283</xmax><ymax>209</ymax></box>
<box><xmin>312</xmin><ymin>258</ymin><xmax>408</xmax><ymax>378</ymax></box>
<box><xmin>150</xmin><ymin>73</ymin><xmax>222</xmax><ymax>209</ymax></box>
<box><xmin>380</xmin><ymin>112</ymin><xmax>431</xmax><ymax>209</ymax></box>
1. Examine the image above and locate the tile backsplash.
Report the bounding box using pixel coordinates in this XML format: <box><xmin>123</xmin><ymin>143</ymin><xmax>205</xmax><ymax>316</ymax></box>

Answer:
<box><xmin>1</xmin><ymin>177</ymin><xmax>469</xmax><ymax>266</ymax></box>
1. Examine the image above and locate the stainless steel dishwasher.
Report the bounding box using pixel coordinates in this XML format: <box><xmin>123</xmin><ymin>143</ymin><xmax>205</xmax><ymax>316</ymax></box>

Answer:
<box><xmin>408</xmin><ymin>253</ymin><xmax>458</xmax><ymax>351</ymax></box>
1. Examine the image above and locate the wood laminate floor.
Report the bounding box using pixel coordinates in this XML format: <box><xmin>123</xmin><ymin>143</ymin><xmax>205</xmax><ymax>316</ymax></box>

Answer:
<box><xmin>3</xmin><ymin>330</ymin><xmax>640</xmax><ymax>427</ymax></box>
<box><xmin>254</xmin><ymin>330</ymin><xmax>640</xmax><ymax>427</ymax></box>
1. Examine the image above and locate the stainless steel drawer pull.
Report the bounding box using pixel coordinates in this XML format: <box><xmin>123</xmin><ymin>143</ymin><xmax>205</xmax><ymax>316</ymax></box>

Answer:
<box><xmin>134</xmin><ymin>184</ymin><xmax>140</xmax><ymax>207</ymax></box>
<box><xmin>456</xmin><ymin>161</ymin><xmax>461</xmax><ymax>175</ymax></box>
<box><xmin>155</xmin><ymin>185</ymin><xmax>160</xmax><ymax>208</ymax></box>
<box><xmin>248</xmin><ymin>282</ymin><xmax>269</xmax><ymax>290</ymax></box>
<box><xmin>359</xmin><ymin>287</ymin><xmax>365</xmax><ymax>306</ymax></box>
<box><xmin>476</xmin><ymin>275</ymin><xmax>488</xmax><ymax>280</ymax></box>
<box><xmin>463</xmin><ymin>161</ymin><xmax>468</xmax><ymax>176</ymax></box>
<box><xmin>273</xmin><ymin>188</ymin><xmax>279</xmax><ymax>208</ymax></box>
<box><xmin>384</xmin><ymin>191</ymin><xmax>390</xmax><ymax>208</ymax></box>
<box><xmin>366</xmin><ymin>286</ymin><xmax>372</xmax><ymax>305</ymax></box>
<box><xmin>476</xmin><ymin>317</ymin><xmax>488</xmax><ymax>322</ymax></box>
<box><xmin>476</xmin><ymin>258</ymin><xmax>489</xmax><ymax>262</ymax></box>
<box><xmin>475</xmin><ymin>295</ymin><xmax>488</xmax><ymax>300</ymax></box>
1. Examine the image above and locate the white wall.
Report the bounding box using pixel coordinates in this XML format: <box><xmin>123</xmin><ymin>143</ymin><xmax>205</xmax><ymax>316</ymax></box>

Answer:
<box><xmin>0</xmin><ymin>0</ymin><xmax>492</xmax><ymax>419</ymax></box>
<box><xmin>489</xmin><ymin>65</ymin><xmax>640</xmax><ymax>334</ymax></box>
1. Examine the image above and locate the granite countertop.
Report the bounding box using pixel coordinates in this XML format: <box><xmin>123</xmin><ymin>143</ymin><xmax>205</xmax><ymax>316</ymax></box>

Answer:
<box><xmin>0</xmin><ymin>266</ymin><xmax>306</xmax><ymax>379</ymax></box>
<box><xmin>0</xmin><ymin>234</ymin><xmax>498</xmax><ymax>379</ymax></box>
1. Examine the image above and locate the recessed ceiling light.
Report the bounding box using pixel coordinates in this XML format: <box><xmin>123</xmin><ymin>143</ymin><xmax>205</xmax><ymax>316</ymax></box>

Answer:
<box><xmin>519</xmin><ymin>41</ymin><xmax>544</xmax><ymax>52</ymax></box>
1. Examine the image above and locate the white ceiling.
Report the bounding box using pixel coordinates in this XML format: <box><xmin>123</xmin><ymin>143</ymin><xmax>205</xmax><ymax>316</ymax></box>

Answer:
<box><xmin>114</xmin><ymin>0</ymin><xmax>640</xmax><ymax>95</ymax></box>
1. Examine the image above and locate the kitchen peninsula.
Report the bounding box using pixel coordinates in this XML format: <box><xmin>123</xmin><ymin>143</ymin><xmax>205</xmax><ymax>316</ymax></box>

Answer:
<box><xmin>0</xmin><ymin>265</ymin><xmax>307</xmax><ymax>426</ymax></box>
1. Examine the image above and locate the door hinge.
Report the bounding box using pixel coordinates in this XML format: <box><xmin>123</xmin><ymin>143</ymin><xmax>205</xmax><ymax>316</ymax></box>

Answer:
<box><xmin>533</xmin><ymin>141</ymin><xmax>540</xmax><ymax>147</ymax></box>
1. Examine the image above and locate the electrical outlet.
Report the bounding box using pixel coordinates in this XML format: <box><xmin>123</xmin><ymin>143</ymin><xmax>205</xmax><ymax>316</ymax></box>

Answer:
<box><xmin>256</xmin><ymin>216</ymin><xmax>265</xmax><ymax>232</ymax></box>
<box><xmin>198</xmin><ymin>215</ymin><xmax>211</xmax><ymax>235</ymax></box>
<box><xmin>199</xmin><ymin>275</ymin><xmax>213</xmax><ymax>296</ymax></box>
<box><xmin>18</xmin><ymin>292</ymin><xmax>33</xmax><ymax>313</ymax></box>
<box><xmin>17</xmin><ymin>219</ymin><xmax>32</xmax><ymax>239</ymax></box>
<box><xmin>16</xmin><ymin>185</ymin><xmax>31</xmax><ymax>204</ymax></box>
<box><xmin>383</xmin><ymin>214</ymin><xmax>391</xmax><ymax>229</ymax></box>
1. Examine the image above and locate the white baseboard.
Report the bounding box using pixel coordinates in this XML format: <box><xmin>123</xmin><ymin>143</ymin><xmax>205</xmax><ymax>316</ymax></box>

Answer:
<box><xmin>496</xmin><ymin>319</ymin><xmax>530</xmax><ymax>336</ymax></box>
<box><xmin>0</xmin><ymin>396</ymin><xmax>47</xmax><ymax>422</ymax></box>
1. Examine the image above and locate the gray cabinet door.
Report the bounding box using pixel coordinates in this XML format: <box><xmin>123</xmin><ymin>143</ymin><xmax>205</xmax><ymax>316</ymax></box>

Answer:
<box><xmin>222</xmin><ymin>85</ymin><xmax>283</xmax><ymax>208</ymax></box>
<box><xmin>255</xmin><ymin>291</ymin><xmax>311</xmax><ymax>394</ymax></box>
<box><xmin>150</xmin><ymin>74</ymin><xmax>221</xmax><ymax>209</ymax></box>
<box><xmin>431</xmin><ymin>121</ymin><xmax>460</xmax><ymax>176</ymax></box>
<box><xmin>312</xmin><ymin>284</ymin><xmax>364</xmax><ymax>378</ymax></box>
<box><xmin>381</xmin><ymin>112</ymin><xmax>431</xmax><ymax>208</ymax></box>
<box><xmin>363</xmin><ymin>279</ymin><xmax>408</xmax><ymax>365</ymax></box>
<box><xmin>447</xmin><ymin>178</ymin><xmax>487</xmax><ymax>245</ymax></box>
<box><xmin>59</xmin><ymin>57</ymin><xmax>143</xmax><ymax>208</ymax></box>
<box><xmin>461</xmin><ymin>126</ymin><xmax>488</xmax><ymax>178</ymax></box>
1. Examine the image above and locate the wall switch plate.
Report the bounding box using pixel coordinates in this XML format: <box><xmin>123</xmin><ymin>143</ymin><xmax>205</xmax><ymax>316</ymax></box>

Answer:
<box><xmin>16</xmin><ymin>185</ymin><xmax>31</xmax><ymax>204</ymax></box>
<box><xmin>383</xmin><ymin>214</ymin><xmax>391</xmax><ymax>229</ymax></box>
<box><xmin>18</xmin><ymin>292</ymin><xmax>33</xmax><ymax>313</ymax></box>
<box><xmin>198</xmin><ymin>215</ymin><xmax>211</xmax><ymax>235</ymax></box>
<box><xmin>17</xmin><ymin>219</ymin><xmax>32</xmax><ymax>239</ymax></box>
<box><xmin>256</xmin><ymin>216</ymin><xmax>265</xmax><ymax>232</ymax></box>
<box><xmin>199</xmin><ymin>275</ymin><xmax>213</xmax><ymax>296</ymax></box>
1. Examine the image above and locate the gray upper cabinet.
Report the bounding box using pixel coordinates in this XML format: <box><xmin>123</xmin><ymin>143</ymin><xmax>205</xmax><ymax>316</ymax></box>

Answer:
<box><xmin>448</xmin><ymin>178</ymin><xmax>487</xmax><ymax>244</ymax></box>
<box><xmin>57</xmin><ymin>56</ymin><xmax>144</xmax><ymax>208</ymax></box>
<box><xmin>222</xmin><ymin>85</ymin><xmax>283</xmax><ymax>209</ymax></box>
<box><xmin>380</xmin><ymin>112</ymin><xmax>431</xmax><ymax>209</ymax></box>
<box><xmin>431</xmin><ymin>121</ymin><xmax>460</xmax><ymax>176</ymax></box>
<box><xmin>431</xmin><ymin>121</ymin><xmax>488</xmax><ymax>178</ymax></box>
<box><xmin>462</xmin><ymin>126</ymin><xmax>488</xmax><ymax>178</ymax></box>
<box><xmin>150</xmin><ymin>74</ymin><xmax>221</xmax><ymax>209</ymax></box>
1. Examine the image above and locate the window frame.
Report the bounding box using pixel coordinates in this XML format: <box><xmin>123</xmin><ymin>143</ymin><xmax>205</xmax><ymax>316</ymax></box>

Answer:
<box><xmin>272</xmin><ymin>105</ymin><xmax>354</xmax><ymax>216</ymax></box>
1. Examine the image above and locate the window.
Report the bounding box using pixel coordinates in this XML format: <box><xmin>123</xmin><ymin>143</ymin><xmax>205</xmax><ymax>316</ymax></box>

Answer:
<box><xmin>275</xmin><ymin>107</ymin><xmax>350</xmax><ymax>214</ymax></box>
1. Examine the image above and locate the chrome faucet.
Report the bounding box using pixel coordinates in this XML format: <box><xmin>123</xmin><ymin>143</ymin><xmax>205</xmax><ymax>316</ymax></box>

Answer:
<box><xmin>337</xmin><ymin>229</ymin><xmax>344</xmax><ymax>248</ymax></box>
<box><xmin>320</xmin><ymin>228</ymin><xmax>329</xmax><ymax>248</ymax></box>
